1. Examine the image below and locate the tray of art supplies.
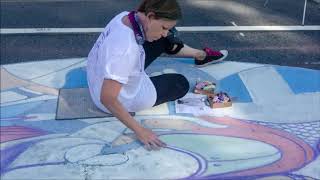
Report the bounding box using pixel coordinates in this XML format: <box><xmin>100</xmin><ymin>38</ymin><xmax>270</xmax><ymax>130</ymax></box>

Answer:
<box><xmin>194</xmin><ymin>81</ymin><xmax>232</xmax><ymax>108</ymax></box>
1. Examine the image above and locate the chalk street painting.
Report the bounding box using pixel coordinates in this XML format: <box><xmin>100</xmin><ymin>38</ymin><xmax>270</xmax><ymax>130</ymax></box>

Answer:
<box><xmin>1</xmin><ymin>58</ymin><xmax>319</xmax><ymax>179</ymax></box>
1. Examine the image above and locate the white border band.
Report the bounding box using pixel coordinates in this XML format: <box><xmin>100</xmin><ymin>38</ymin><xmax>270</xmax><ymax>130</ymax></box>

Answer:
<box><xmin>1</xmin><ymin>26</ymin><xmax>319</xmax><ymax>34</ymax></box>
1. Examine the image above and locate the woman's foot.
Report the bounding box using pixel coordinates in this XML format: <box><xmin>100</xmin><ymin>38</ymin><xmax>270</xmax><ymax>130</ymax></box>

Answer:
<box><xmin>195</xmin><ymin>47</ymin><xmax>228</xmax><ymax>67</ymax></box>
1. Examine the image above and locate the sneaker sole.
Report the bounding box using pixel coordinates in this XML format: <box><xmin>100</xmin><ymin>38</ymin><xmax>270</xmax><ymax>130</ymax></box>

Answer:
<box><xmin>195</xmin><ymin>50</ymin><xmax>228</xmax><ymax>68</ymax></box>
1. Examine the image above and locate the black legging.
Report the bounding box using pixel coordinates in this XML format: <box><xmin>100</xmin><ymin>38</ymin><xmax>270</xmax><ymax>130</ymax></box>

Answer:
<box><xmin>143</xmin><ymin>35</ymin><xmax>189</xmax><ymax>106</ymax></box>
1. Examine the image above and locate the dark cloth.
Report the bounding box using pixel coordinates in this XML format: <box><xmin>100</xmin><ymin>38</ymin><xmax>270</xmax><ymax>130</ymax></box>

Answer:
<box><xmin>150</xmin><ymin>74</ymin><xmax>189</xmax><ymax>106</ymax></box>
<box><xmin>143</xmin><ymin>28</ymin><xmax>184</xmax><ymax>68</ymax></box>
<box><xmin>143</xmin><ymin>30</ymin><xmax>189</xmax><ymax>105</ymax></box>
<box><xmin>143</xmin><ymin>38</ymin><xmax>168</xmax><ymax>68</ymax></box>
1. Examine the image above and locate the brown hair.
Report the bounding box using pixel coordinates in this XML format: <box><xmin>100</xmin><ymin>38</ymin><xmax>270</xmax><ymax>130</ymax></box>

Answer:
<box><xmin>137</xmin><ymin>0</ymin><xmax>182</xmax><ymax>20</ymax></box>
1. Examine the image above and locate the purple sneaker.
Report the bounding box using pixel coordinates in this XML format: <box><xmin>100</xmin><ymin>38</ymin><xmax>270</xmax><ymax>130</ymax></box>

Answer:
<box><xmin>195</xmin><ymin>48</ymin><xmax>228</xmax><ymax>67</ymax></box>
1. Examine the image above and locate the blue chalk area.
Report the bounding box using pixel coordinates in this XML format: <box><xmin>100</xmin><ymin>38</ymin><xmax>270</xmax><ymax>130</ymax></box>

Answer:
<box><xmin>12</xmin><ymin>88</ymin><xmax>39</xmax><ymax>99</ymax></box>
<box><xmin>171</xmin><ymin>58</ymin><xmax>195</xmax><ymax>65</ymax></box>
<box><xmin>101</xmin><ymin>141</ymin><xmax>142</xmax><ymax>155</ymax></box>
<box><xmin>22</xmin><ymin>120</ymin><xmax>88</xmax><ymax>134</ymax></box>
<box><xmin>27</xmin><ymin>99</ymin><xmax>57</xmax><ymax>114</ymax></box>
<box><xmin>276</xmin><ymin>66</ymin><xmax>320</xmax><ymax>94</ymax></box>
<box><xmin>1</xmin><ymin>99</ymin><xmax>57</xmax><ymax>119</ymax></box>
<box><xmin>1</xmin><ymin>101</ymin><xmax>44</xmax><ymax>118</ymax></box>
<box><xmin>63</xmin><ymin>67</ymin><xmax>88</xmax><ymax>88</ymax></box>
<box><xmin>218</xmin><ymin>74</ymin><xmax>252</xmax><ymax>103</ymax></box>
<box><xmin>1</xmin><ymin>98</ymin><xmax>88</xmax><ymax>134</ymax></box>
<box><xmin>0</xmin><ymin>120</ymin><xmax>25</xmax><ymax>126</ymax></box>
<box><xmin>168</xmin><ymin>101</ymin><xmax>176</xmax><ymax>115</ymax></box>
<box><xmin>1</xmin><ymin>141</ymin><xmax>36</xmax><ymax>173</ymax></box>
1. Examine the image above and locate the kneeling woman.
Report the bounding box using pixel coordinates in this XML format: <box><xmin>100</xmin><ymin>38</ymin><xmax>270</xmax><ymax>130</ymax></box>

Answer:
<box><xmin>87</xmin><ymin>0</ymin><xmax>227</xmax><ymax>150</ymax></box>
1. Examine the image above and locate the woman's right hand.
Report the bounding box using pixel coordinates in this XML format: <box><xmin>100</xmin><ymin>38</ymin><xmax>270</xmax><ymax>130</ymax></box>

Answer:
<box><xmin>100</xmin><ymin>80</ymin><xmax>166</xmax><ymax>150</ymax></box>
<box><xmin>135</xmin><ymin>127</ymin><xmax>167</xmax><ymax>151</ymax></box>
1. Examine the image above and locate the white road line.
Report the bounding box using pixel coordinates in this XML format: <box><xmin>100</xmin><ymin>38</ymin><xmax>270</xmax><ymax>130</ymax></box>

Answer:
<box><xmin>231</xmin><ymin>21</ymin><xmax>245</xmax><ymax>37</ymax></box>
<box><xmin>2</xmin><ymin>0</ymin><xmax>90</xmax><ymax>2</ymax></box>
<box><xmin>0</xmin><ymin>28</ymin><xmax>104</xmax><ymax>34</ymax></box>
<box><xmin>1</xmin><ymin>26</ymin><xmax>320</xmax><ymax>34</ymax></box>
<box><xmin>176</xmin><ymin>26</ymin><xmax>320</xmax><ymax>32</ymax></box>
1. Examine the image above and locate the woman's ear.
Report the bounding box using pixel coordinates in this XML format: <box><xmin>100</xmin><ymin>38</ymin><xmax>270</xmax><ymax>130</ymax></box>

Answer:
<box><xmin>146</xmin><ymin>12</ymin><xmax>156</xmax><ymax>20</ymax></box>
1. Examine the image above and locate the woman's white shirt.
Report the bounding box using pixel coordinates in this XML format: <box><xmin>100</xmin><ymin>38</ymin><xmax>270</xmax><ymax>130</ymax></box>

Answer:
<box><xmin>87</xmin><ymin>11</ymin><xmax>157</xmax><ymax>113</ymax></box>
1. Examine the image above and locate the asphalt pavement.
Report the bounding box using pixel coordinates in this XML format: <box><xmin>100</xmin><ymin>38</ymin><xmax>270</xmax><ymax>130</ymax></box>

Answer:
<box><xmin>1</xmin><ymin>0</ymin><xmax>320</xmax><ymax>69</ymax></box>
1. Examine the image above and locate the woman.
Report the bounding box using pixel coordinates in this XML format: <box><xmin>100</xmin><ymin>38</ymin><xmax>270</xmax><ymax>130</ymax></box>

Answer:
<box><xmin>87</xmin><ymin>0</ymin><xmax>227</xmax><ymax>150</ymax></box>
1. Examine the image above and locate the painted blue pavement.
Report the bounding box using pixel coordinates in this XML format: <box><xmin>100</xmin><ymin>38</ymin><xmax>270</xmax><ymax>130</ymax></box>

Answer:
<box><xmin>1</xmin><ymin>57</ymin><xmax>319</xmax><ymax>180</ymax></box>
<box><xmin>276</xmin><ymin>66</ymin><xmax>320</xmax><ymax>94</ymax></box>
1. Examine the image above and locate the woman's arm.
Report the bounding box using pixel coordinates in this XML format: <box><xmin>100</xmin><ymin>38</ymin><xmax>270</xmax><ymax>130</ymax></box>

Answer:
<box><xmin>100</xmin><ymin>79</ymin><xmax>166</xmax><ymax>150</ymax></box>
